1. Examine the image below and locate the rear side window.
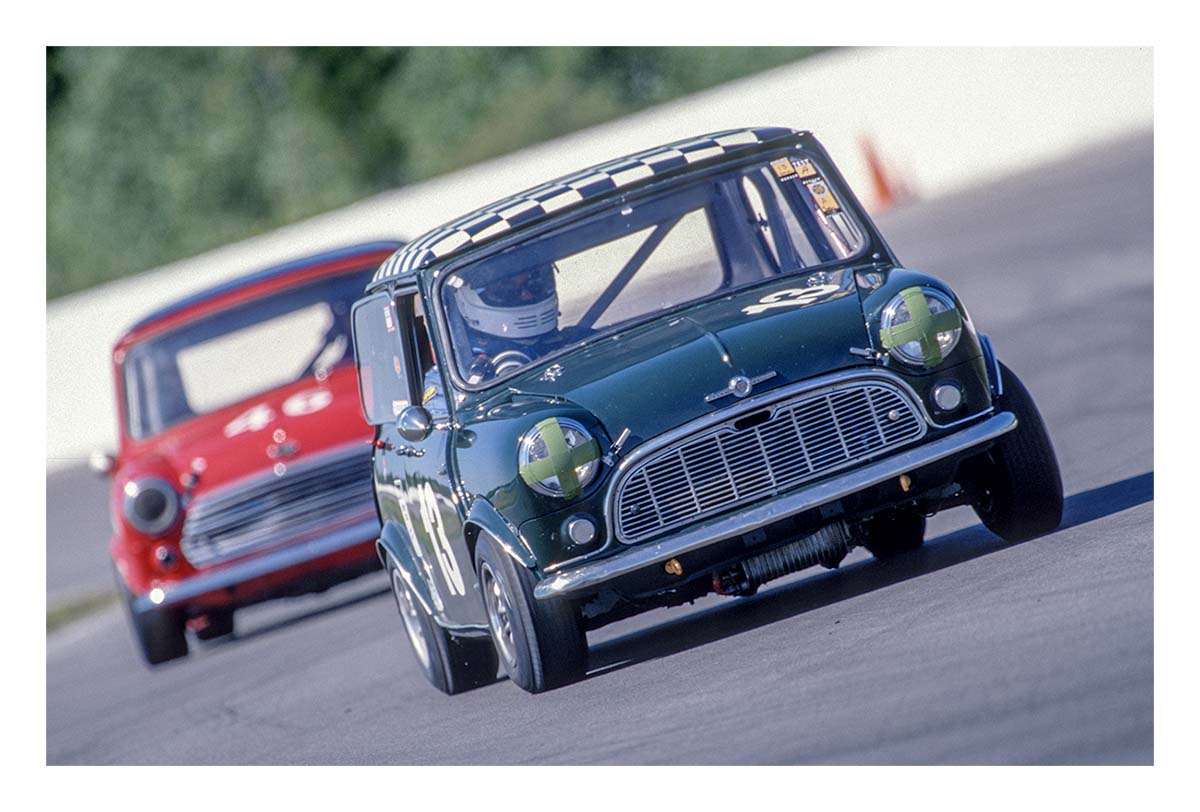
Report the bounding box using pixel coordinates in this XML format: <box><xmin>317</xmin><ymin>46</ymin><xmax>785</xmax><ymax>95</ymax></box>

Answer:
<box><xmin>351</xmin><ymin>295</ymin><xmax>410</xmax><ymax>425</ymax></box>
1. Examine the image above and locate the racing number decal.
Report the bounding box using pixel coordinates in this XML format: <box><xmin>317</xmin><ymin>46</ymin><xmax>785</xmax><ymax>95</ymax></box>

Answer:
<box><xmin>741</xmin><ymin>283</ymin><xmax>843</xmax><ymax>315</ymax></box>
<box><xmin>417</xmin><ymin>483</ymin><xmax>467</xmax><ymax>597</ymax></box>
<box><xmin>224</xmin><ymin>403</ymin><xmax>274</xmax><ymax>437</ymax></box>
<box><xmin>396</xmin><ymin>479</ymin><xmax>466</xmax><ymax>597</ymax></box>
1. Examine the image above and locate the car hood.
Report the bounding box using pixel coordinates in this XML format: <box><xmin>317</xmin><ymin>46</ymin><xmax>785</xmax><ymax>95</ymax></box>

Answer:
<box><xmin>120</xmin><ymin>365</ymin><xmax>372</xmax><ymax>495</ymax></box>
<box><xmin>500</xmin><ymin>269</ymin><xmax>871</xmax><ymax>446</ymax></box>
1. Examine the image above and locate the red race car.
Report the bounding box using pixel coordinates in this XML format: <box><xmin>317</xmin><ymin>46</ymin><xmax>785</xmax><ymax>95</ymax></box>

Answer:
<box><xmin>101</xmin><ymin>242</ymin><xmax>400</xmax><ymax>665</ymax></box>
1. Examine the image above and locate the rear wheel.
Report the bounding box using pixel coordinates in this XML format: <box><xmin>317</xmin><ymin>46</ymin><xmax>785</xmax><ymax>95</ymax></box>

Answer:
<box><xmin>972</xmin><ymin>361</ymin><xmax>1064</xmax><ymax>541</ymax></box>
<box><xmin>388</xmin><ymin>562</ymin><xmax>497</xmax><ymax>695</ymax></box>
<box><xmin>861</xmin><ymin>509</ymin><xmax>926</xmax><ymax>558</ymax></box>
<box><xmin>114</xmin><ymin>568</ymin><xmax>188</xmax><ymax>666</ymax></box>
<box><xmin>475</xmin><ymin>536</ymin><xmax>587</xmax><ymax>693</ymax></box>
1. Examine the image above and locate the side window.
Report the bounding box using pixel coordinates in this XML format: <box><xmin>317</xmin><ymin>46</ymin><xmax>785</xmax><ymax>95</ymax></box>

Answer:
<box><xmin>351</xmin><ymin>294</ymin><xmax>411</xmax><ymax>425</ymax></box>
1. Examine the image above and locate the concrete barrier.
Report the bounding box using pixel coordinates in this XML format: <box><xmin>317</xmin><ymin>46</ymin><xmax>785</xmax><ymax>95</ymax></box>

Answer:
<box><xmin>47</xmin><ymin>46</ymin><xmax>1151</xmax><ymax>469</ymax></box>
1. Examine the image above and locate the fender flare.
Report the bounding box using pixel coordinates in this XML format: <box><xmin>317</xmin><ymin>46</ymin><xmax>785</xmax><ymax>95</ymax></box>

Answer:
<box><xmin>463</xmin><ymin>497</ymin><xmax>538</xmax><ymax>570</ymax></box>
<box><xmin>979</xmin><ymin>333</ymin><xmax>1004</xmax><ymax>398</ymax></box>
<box><xmin>375</xmin><ymin>520</ymin><xmax>439</xmax><ymax>617</ymax></box>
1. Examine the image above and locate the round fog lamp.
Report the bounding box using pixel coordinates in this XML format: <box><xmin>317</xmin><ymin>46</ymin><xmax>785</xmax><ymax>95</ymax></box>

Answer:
<box><xmin>565</xmin><ymin>516</ymin><xmax>597</xmax><ymax>545</ymax></box>
<box><xmin>932</xmin><ymin>381</ymin><xmax>963</xmax><ymax>411</ymax></box>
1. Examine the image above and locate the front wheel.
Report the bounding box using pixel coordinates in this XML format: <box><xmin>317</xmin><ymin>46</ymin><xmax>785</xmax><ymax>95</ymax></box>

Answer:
<box><xmin>475</xmin><ymin>536</ymin><xmax>588</xmax><ymax>693</ymax></box>
<box><xmin>114</xmin><ymin>567</ymin><xmax>188</xmax><ymax>666</ymax></box>
<box><xmin>971</xmin><ymin>361</ymin><xmax>1064</xmax><ymax>541</ymax></box>
<box><xmin>388</xmin><ymin>562</ymin><xmax>497</xmax><ymax>695</ymax></box>
<box><xmin>194</xmin><ymin>610</ymin><xmax>234</xmax><ymax>641</ymax></box>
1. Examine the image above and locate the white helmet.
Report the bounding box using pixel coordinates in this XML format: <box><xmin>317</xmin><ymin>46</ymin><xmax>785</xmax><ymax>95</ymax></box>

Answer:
<box><xmin>453</xmin><ymin>263</ymin><xmax>558</xmax><ymax>339</ymax></box>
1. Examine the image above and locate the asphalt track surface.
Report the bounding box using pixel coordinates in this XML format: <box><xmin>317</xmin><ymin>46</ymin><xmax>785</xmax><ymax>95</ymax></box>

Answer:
<box><xmin>46</xmin><ymin>132</ymin><xmax>1153</xmax><ymax>764</ymax></box>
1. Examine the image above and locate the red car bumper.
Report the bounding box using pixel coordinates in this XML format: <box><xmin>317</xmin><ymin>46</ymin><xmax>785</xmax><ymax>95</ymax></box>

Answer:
<box><xmin>130</xmin><ymin>516</ymin><xmax>381</xmax><ymax>614</ymax></box>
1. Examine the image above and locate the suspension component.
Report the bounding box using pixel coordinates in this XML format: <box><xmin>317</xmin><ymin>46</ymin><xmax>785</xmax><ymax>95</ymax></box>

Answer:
<box><xmin>714</xmin><ymin>521</ymin><xmax>856</xmax><ymax>596</ymax></box>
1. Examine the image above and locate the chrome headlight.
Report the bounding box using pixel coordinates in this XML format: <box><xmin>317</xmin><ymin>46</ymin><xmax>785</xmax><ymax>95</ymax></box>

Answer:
<box><xmin>122</xmin><ymin>477</ymin><xmax>180</xmax><ymax>536</ymax></box>
<box><xmin>879</xmin><ymin>287</ymin><xmax>963</xmax><ymax>367</ymax></box>
<box><xmin>517</xmin><ymin>417</ymin><xmax>601</xmax><ymax>499</ymax></box>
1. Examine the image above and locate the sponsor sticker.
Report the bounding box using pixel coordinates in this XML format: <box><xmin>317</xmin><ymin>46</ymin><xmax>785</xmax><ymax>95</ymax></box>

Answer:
<box><xmin>770</xmin><ymin>158</ymin><xmax>796</xmax><ymax>179</ymax></box>
<box><xmin>804</xmin><ymin>178</ymin><xmax>841</xmax><ymax>213</ymax></box>
<box><xmin>792</xmin><ymin>158</ymin><xmax>818</xmax><ymax>178</ymax></box>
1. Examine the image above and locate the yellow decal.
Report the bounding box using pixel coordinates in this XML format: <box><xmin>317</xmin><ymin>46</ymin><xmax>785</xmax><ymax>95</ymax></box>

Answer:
<box><xmin>805</xmin><ymin>178</ymin><xmax>841</xmax><ymax>213</ymax></box>
<box><xmin>792</xmin><ymin>159</ymin><xmax>818</xmax><ymax>178</ymax></box>
<box><xmin>770</xmin><ymin>158</ymin><xmax>796</xmax><ymax>179</ymax></box>
<box><xmin>422</xmin><ymin>385</ymin><xmax>437</xmax><ymax>404</ymax></box>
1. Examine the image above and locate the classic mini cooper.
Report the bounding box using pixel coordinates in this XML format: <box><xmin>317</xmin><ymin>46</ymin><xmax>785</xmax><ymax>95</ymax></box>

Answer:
<box><xmin>352</xmin><ymin>128</ymin><xmax>1062</xmax><ymax>695</ymax></box>
<box><xmin>101</xmin><ymin>242</ymin><xmax>402</xmax><ymax>665</ymax></box>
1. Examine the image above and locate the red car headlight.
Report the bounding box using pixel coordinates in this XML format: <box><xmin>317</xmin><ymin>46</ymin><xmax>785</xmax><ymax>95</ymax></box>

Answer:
<box><xmin>122</xmin><ymin>477</ymin><xmax>181</xmax><ymax>536</ymax></box>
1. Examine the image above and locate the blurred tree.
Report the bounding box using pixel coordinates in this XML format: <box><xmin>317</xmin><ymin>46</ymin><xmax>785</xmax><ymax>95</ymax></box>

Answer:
<box><xmin>47</xmin><ymin>46</ymin><xmax>821</xmax><ymax>299</ymax></box>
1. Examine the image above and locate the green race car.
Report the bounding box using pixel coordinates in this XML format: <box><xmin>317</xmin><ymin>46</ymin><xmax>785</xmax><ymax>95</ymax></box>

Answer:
<box><xmin>350</xmin><ymin>127</ymin><xmax>1063</xmax><ymax>694</ymax></box>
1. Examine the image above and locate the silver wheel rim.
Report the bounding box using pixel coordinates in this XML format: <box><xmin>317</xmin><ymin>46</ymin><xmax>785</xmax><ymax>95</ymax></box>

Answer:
<box><xmin>391</xmin><ymin>568</ymin><xmax>431</xmax><ymax>673</ymax></box>
<box><xmin>480</xmin><ymin>562</ymin><xmax>518</xmax><ymax>673</ymax></box>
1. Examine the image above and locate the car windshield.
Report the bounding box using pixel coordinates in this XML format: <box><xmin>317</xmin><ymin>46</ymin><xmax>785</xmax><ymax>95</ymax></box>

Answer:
<box><xmin>122</xmin><ymin>270</ymin><xmax>373</xmax><ymax>439</ymax></box>
<box><xmin>440</xmin><ymin>153</ymin><xmax>866</xmax><ymax>386</ymax></box>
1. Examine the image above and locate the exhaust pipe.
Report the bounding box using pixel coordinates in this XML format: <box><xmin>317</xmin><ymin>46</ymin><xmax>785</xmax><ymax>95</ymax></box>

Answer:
<box><xmin>715</xmin><ymin>521</ymin><xmax>855</xmax><ymax>596</ymax></box>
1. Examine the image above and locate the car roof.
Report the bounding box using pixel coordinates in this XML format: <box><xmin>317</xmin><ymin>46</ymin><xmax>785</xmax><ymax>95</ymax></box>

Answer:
<box><xmin>124</xmin><ymin>241</ymin><xmax>403</xmax><ymax>337</ymax></box>
<box><xmin>367</xmin><ymin>126</ymin><xmax>805</xmax><ymax>292</ymax></box>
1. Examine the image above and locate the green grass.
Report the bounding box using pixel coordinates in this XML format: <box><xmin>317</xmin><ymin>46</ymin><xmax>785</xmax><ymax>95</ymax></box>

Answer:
<box><xmin>47</xmin><ymin>46</ymin><xmax>825</xmax><ymax>299</ymax></box>
<box><xmin>47</xmin><ymin>590</ymin><xmax>119</xmax><ymax>634</ymax></box>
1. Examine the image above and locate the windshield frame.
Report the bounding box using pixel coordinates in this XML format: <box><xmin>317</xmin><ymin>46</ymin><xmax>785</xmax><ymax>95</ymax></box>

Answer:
<box><xmin>429</xmin><ymin>147</ymin><xmax>884</xmax><ymax>396</ymax></box>
<box><xmin>120</xmin><ymin>267</ymin><xmax>374</xmax><ymax>441</ymax></box>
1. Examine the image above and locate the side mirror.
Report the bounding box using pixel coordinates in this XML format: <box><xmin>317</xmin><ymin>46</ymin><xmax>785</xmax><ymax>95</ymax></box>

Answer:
<box><xmin>396</xmin><ymin>405</ymin><xmax>432</xmax><ymax>443</ymax></box>
<box><xmin>88</xmin><ymin>449</ymin><xmax>116</xmax><ymax>477</ymax></box>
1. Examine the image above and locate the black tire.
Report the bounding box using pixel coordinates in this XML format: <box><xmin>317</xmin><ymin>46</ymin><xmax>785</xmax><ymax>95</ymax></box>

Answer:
<box><xmin>114</xmin><ymin>568</ymin><xmax>188</xmax><ymax>666</ymax></box>
<box><xmin>861</xmin><ymin>509</ymin><xmax>926</xmax><ymax>558</ymax></box>
<box><xmin>474</xmin><ymin>535</ymin><xmax>587</xmax><ymax>693</ymax></box>
<box><xmin>194</xmin><ymin>610</ymin><xmax>234</xmax><ymax>641</ymax></box>
<box><xmin>971</xmin><ymin>361</ymin><xmax>1064</xmax><ymax>541</ymax></box>
<box><xmin>388</xmin><ymin>562</ymin><xmax>498</xmax><ymax>695</ymax></box>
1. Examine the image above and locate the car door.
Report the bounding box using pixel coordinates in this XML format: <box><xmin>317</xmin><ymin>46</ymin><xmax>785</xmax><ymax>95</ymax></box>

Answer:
<box><xmin>389</xmin><ymin>292</ymin><xmax>486</xmax><ymax>627</ymax></box>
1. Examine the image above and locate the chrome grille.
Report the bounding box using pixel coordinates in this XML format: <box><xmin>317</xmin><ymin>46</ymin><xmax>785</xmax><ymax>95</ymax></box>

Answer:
<box><xmin>615</xmin><ymin>380</ymin><xmax>925</xmax><ymax>543</ymax></box>
<box><xmin>180</xmin><ymin>444</ymin><xmax>377</xmax><ymax>568</ymax></box>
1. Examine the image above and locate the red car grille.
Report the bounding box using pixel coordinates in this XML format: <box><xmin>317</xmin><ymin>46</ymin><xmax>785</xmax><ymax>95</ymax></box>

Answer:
<box><xmin>179</xmin><ymin>445</ymin><xmax>376</xmax><ymax>568</ymax></box>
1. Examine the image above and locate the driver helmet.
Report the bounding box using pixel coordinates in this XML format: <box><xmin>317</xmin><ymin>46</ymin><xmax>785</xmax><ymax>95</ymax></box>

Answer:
<box><xmin>453</xmin><ymin>262</ymin><xmax>558</xmax><ymax>340</ymax></box>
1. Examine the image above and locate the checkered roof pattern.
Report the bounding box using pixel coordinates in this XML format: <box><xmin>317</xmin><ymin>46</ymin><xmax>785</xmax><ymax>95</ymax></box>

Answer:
<box><xmin>370</xmin><ymin>127</ymin><xmax>802</xmax><ymax>288</ymax></box>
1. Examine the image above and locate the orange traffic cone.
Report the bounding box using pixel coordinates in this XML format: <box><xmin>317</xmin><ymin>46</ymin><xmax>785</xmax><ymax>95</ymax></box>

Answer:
<box><xmin>860</xmin><ymin>135</ymin><xmax>909</xmax><ymax>212</ymax></box>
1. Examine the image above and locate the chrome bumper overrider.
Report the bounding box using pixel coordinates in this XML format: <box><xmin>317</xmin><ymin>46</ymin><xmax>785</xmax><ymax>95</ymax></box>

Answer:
<box><xmin>533</xmin><ymin>411</ymin><xmax>1017</xmax><ymax>600</ymax></box>
<box><xmin>133</xmin><ymin>518</ymin><xmax>380</xmax><ymax>612</ymax></box>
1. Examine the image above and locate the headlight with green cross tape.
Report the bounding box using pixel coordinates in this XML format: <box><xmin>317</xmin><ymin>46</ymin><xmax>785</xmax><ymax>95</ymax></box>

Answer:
<box><xmin>878</xmin><ymin>287</ymin><xmax>963</xmax><ymax>368</ymax></box>
<box><xmin>517</xmin><ymin>417</ymin><xmax>602</xmax><ymax>499</ymax></box>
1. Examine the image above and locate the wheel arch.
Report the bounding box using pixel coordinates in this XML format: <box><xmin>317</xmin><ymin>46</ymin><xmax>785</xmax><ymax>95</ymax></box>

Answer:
<box><xmin>376</xmin><ymin>520</ymin><xmax>439</xmax><ymax>618</ymax></box>
<box><xmin>463</xmin><ymin>497</ymin><xmax>538</xmax><ymax>572</ymax></box>
<box><xmin>979</xmin><ymin>333</ymin><xmax>1003</xmax><ymax>398</ymax></box>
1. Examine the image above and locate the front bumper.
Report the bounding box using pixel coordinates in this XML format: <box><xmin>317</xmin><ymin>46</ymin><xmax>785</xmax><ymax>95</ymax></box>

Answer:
<box><xmin>533</xmin><ymin>411</ymin><xmax>1016</xmax><ymax>599</ymax></box>
<box><xmin>132</xmin><ymin>517</ymin><xmax>380</xmax><ymax>613</ymax></box>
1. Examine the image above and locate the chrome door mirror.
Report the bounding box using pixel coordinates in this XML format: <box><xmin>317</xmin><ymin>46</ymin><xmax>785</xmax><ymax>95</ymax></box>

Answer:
<box><xmin>396</xmin><ymin>405</ymin><xmax>432</xmax><ymax>443</ymax></box>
